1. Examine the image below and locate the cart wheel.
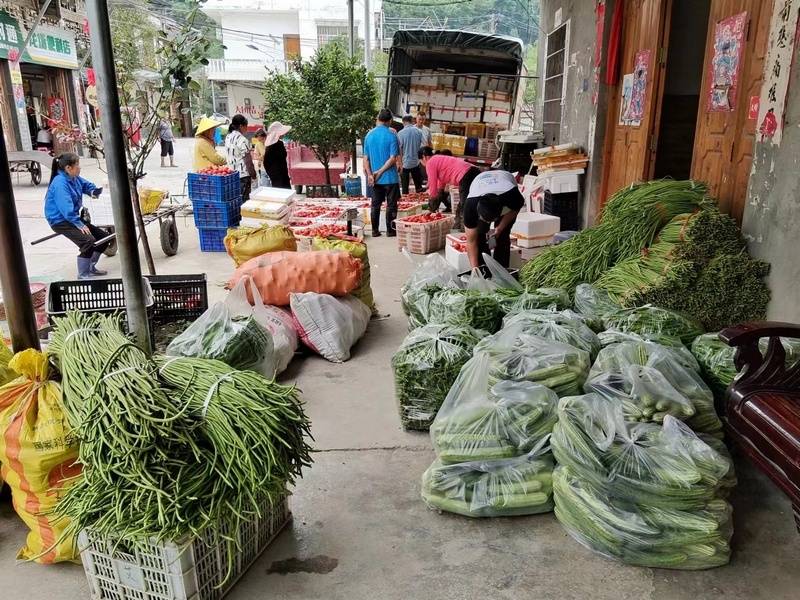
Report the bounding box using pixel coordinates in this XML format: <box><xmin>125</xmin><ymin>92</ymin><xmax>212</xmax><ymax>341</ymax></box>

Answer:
<box><xmin>30</xmin><ymin>162</ymin><xmax>41</xmax><ymax>186</ymax></box>
<box><xmin>161</xmin><ymin>217</ymin><xmax>179</xmax><ymax>256</ymax></box>
<box><xmin>102</xmin><ymin>227</ymin><xmax>118</xmax><ymax>257</ymax></box>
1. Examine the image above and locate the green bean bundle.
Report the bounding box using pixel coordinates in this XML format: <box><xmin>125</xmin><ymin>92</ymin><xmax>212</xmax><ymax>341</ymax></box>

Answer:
<box><xmin>428</xmin><ymin>288</ymin><xmax>504</xmax><ymax>333</ymax></box>
<box><xmin>493</xmin><ymin>287</ymin><xmax>570</xmax><ymax>316</ymax></box>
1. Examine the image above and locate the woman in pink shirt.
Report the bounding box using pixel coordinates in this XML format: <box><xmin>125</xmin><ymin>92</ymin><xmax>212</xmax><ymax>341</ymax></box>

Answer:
<box><xmin>419</xmin><ymin>147</ymin><xmax>481</xmax><ymax>230</ymax></box>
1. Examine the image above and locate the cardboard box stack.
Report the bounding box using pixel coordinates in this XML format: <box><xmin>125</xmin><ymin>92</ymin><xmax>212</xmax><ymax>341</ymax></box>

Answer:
<box><xmin>532</xmin><ymin>144</ymin><xmax>588</xmax><ymax>176</ymax></box>
<box><xmin>240</xmin><ymin>187</ymin><xmax>296</xmax><ymax>227</ymax></box>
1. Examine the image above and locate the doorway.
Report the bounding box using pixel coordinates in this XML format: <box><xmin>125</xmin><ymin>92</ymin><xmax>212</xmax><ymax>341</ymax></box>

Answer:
<box><xmin>653</xmin><ymin>0</ymin><xmax>711</xmax><ymax>179</ymax></box>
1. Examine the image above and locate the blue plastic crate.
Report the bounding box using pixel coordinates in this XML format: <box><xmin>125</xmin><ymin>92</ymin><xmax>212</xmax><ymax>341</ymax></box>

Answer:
<box><xmin>188</xmin><ymin>172</ymin><xmax>242</xmax><ymax>202</ymax></box>
<box><xmin>193</xmin><ymin>198</ymin><xmax>241</xmax><ymax>229</ymax></box>
<box><xmin>197</xmin><ymin>227</ymin><xmax>228</xmax><ymax>252</ymax></box>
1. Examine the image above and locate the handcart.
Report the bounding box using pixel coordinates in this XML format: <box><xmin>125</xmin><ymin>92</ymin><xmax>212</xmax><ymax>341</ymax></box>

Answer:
<box><xmin>8</xmin><ymin>150</ymin><xmax>51</xmax><ymax>186</ymax></box>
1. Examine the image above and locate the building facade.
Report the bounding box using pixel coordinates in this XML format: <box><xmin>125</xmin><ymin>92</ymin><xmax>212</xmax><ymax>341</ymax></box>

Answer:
<box><xmin>203</xmin><ymin>0</ymin><xmax>383</xmax><ymax>125</ymax></box>
<box><xmin>538</xmin><ymin>0</ymin><xmax>800</xmax><ymax>322</ymax></box>
<box><xmin>0</xmin><ymin>0</ymin><xmax>88</xmax><ymax>153</ymax></box>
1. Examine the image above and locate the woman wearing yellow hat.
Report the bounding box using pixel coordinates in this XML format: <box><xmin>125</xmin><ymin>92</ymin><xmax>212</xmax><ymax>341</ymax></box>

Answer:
<box><xmin>193</xmin><ymin>117</ymin><xmax>227</xmax><ymax>171</ymax></box>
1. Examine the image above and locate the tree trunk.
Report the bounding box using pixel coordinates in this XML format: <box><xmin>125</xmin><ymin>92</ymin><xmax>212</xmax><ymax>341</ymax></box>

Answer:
<box><xmin>323</xmin><ymin>161</ymin><xmax>331</xmax><ymax>185</ymax></box>
<box><xmin>179</xmin><ymin>89</ymin><xmax>193</xmax><ymax>138</ymax></box>
<box><xmin>130</xmin><ymin>179</ymin><xmax>157</xmax><ymax>276</ymax></box>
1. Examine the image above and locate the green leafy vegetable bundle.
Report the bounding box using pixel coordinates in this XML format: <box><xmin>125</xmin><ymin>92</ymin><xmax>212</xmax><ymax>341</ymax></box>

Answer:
<box><xmin>401</xmin><ymin>253</ymin><xmax>461</xmax><ymax>329</ymax></box>
<box><xmin>392</xmin><ymin>324</ymin><xmax>485</xmax><ymax>430</ymax></box>
<box><xmin>588</xmin><ymin>340</ymin><xmax>721</xmax><ymax>437</ymax></box>
<box><xmin>493</xmin><ymin>287</ymin><xmax>570</xmax><ymax>316</ymax></box>
<box><xmin>475</xmin><ymin>323</ymin><xmax>591</xmax><ymax>397</ymax></box>
<box><xmin>428</xmin><ymin>288</ymin><xmax>504</xmax><ymax>333</ymax></box>
<box><xmin>551</xmin><ymin>393</ymin><xmax>735</xmax><ymax>569</ymax></box>
<box><xmin>503</xmin><ymin>309</ymin><xmax>601</xmax><ymax>359</ymax></box>
<box><xmin>48</xmin><ymin>312</ymin><xmax>312</xmax><ymax>569</ymax></box>
<box><xmin>422</xmin><ymin>449</ymin><xmax>554</xmax><ymax>517</ymax></box>
<box><xmin>519</xmin><ymin>180</ymin><xmax>708</xmax><ymax>291</ymax></box>
<box><xmin>430</xmin><ymin>354</ymin><xmax>558</xmax><ymax>463</ymax></box>
<box><xmin>602</xmin><ymin>305</ymin><xmax>704</xmax><ymax>346</ymax></box>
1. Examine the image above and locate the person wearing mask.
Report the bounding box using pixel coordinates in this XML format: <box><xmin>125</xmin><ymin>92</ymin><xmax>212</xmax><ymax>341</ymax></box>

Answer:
<box><xmin>193</xmin><ymin>116</ymin><xmax>227</xmax><ymax>171</ymax></box>
<box><xmin>263</xmin><ymin>121</ymin><xmax>292</xmax><ymax>189</ymax></box>
<box><xmin>225</xmin><ymin>114</ymin><xmax>257</xmax><ymax>201</ymax></box>
<box><xmin>396</xmin><ymin>114</ymin><xmax>424</xmax><ymax>195</ymax></box>
<box><xmin>44</xmin><ymin>153</ymin><xmax>110</xmax><ymax>279</ymax></box>
<box><xmin>363</xmin><ymin>108</ymin><xmax>401</xmax><ymax>237</ymax></box>
<box><xmin>463</xmin><ymin>170</ymin><xmax>524</xmax><ymax>269</ymax></box>
<box><xmin>415</xmin><ymin>112</ymin><xmax>432</xmax><ymax>147</ymax></box>
<box><xmin>419</xmin><ymin>147</ymin><xmax>482</xmax><ymax>229</ymax></box>
<box><xmin>159</xmin><ymin>116</ymin><xmax>177</xmax><ymax>167</ymax></box>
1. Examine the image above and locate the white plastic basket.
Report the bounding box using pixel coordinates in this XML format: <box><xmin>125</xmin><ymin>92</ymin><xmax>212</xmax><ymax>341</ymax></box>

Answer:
<box><xmin>79</xmin><ymin>493</ymin><xmax>290</xmax><ymax>600</ymax></box>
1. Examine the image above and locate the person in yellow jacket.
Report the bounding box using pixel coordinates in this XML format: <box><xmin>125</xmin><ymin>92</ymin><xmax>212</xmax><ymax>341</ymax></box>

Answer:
<box><xmin>193</xmin><ymin>116</ymin><xmax>226</xmax><ymax>171</ymax></box>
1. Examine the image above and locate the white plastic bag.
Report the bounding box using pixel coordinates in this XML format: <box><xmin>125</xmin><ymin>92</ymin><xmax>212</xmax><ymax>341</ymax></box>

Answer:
<box><xmin>227</xmin><ymin>276</ymin><xmax>297</xmax><ymax>374</ymax></box>
<box><xmin>290</xmin><ymin>293</ymin><xmax>371</xmax><ymax>363</ymax></box>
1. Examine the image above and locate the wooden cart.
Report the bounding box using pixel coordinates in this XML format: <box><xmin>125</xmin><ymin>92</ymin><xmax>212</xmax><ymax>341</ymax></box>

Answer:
<box><xmin>8</xmin><ymin>150</ymin><xmax>51</xmax><ymax>186</ymax></box>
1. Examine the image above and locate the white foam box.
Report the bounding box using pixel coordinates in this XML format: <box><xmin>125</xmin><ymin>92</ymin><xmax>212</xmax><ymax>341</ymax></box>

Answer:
<box><xmin>241</xmin><ymin>199</ymin><xmax>291</xmax><ymax>221</ymax></box>
<box><xmin>509</xmin><ymin>246</ymin><xmax>524</xmax><ymax>270</ymax></box>
<box><xmin>445</xmin><ymin>233</ymin><xmax>471</xmax><ymax>272</ymax></box>
<box><xmin>240</xmin><ymin>216</ymin><xmax>288</xmax><ymax>228</ymax></box>
<box><xmin>455</xmin><ymin>93</ymin><xmax>485</xmax><ymax>110</ymax></box>
<box><xmin>512</xmin><ymin>212</ymin><xmax>560</xmax><ymax>238</ymax></box>
<box><xmin>251</xmin><ymin>186</ymin><xmax>296</xmax><ymax>204</ymax></box>
<box><xmin>411</xmin><ymin>69</ymin><xmax>439</xmax><ymax>87</ymax></box>
<box><xmin>514</xmin><ymin>244</ymin><xmax>548</xmax><ymax>262</ymax></box>
<box><xmin>456</xmin><ymin>75</ymin><xmax>479</xmax><ymax>93</ymax></box>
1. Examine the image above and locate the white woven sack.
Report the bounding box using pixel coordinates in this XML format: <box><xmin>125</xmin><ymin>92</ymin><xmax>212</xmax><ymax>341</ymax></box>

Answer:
<box><xmin>290</xmin><ymin>292</ymin><xmax>371</xmax><ymax>363</ymax></box>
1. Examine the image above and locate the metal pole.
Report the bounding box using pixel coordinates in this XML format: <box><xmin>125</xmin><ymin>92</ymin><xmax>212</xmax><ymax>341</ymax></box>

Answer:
<box><xmin>19</xmin><ymin>0</ymin><xmax>53</xmax><ymax>55</ymax></box>
<box><xmin>211</xmin><ymin>80</ymin><xmax>216</xmax><ymax>114</ymax></box>
<box><xmin>363</xmin><ymin>0</ymin><xmax>371</xmax><ymax>70</ymax></box>
<box><xmin>348</xmin><ymin>0</ymin><xmax>358</xmax><ymax>176</ymax></box>
<box><xmin>0</xmin><ymin>119</ymin><xmax>40</xmax><ymax>352</ymax></box>
<box><xmin>86</xmin><ymin>0</ymin><xmax>151</xmax><ymax>351</ymax></box>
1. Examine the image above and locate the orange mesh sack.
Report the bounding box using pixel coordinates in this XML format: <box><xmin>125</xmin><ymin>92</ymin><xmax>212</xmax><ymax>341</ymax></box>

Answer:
<box><xmin>228</xmin><ymin>250</ymin><xmax>363</xmax><ymax>306</ymax></box>
<box><xmin>0</xmin><ymin>349</ymin><xmax>80</xmax><ymax>563</ymax></box>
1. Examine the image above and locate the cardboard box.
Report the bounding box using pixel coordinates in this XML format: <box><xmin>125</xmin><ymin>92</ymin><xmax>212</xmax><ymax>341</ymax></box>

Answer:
<box><xmin>465</xmin><ymin>123</ymin><xmax>486</xmax><ymax>138</ymax></box>
<box><xmin>456</xmin><ymin>93</ymin><xmax>485</xmax><ymax>109</ymax></box>
<box><xmin>456</xmin><ymin>75</ymin><xmax>479</xmax><ymax>93</ymax></box>
<box><xmin>445</xmin><ymin>234</ymin><xmax>471</xmax><ymax>272</ymax></box>
<box><xmin>453</xmin><ymin>107</ymin><xmax>482</xmax><ymax>123</ymax></box>
<box><xmin>484</xmin><ymin>108</ymin><xmax>511</xmax><ymax>126</ymax></box>
<box><xmin>488</xmin><ymin>77</ymin><xmax>514</xmax><ymax>94</ymax></box>
<box><xmin>411</xmin><ymin>69</ymin><xmax>439</xmax><ymax>87</ymax></box>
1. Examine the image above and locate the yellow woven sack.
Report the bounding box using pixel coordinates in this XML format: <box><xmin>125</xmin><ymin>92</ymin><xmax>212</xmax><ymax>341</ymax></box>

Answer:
<box><xmin>0</xmin><ymin>349</ymin><xmax>80</xmax><ymax>563</ymax></box>
<box><xmin>224</xmin><ymin>224</ymin><xmax>297</xmax><ymax>266</ymax></box>
<box><xmin>311</xmin><ymin>237</ymin><xmax>375</xmax><ymax>310</ymax></box>
<box><xmin>0</xmin><ymin>342</ymin><xmax>13</xmax><ymax>386</ymax></box>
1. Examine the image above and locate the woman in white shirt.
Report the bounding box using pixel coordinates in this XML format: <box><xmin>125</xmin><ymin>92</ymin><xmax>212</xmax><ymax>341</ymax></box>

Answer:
<box><xmin>225</xmin><ymin>114</ymin><xmax>257</xmax><ymax>201</ymax></box>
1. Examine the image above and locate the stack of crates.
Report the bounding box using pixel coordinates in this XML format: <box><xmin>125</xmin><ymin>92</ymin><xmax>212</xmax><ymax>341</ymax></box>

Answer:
<box><xmin>188</xmin><ymin>172</ymin><xmax>242</xmax><ymax>252</ymax></box>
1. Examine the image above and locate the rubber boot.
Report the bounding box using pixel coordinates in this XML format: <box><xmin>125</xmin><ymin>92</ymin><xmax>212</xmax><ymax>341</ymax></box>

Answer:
<box><xmin>161</xmin><ymin>156</ymin><xmax>166</xmax><ymax>167</ymax></box>
<box><xmin>169</xmin><ymin>156</ymin><xmax>178</xmax><ymax>168</ymax></box>
<box><xmin>77</xmin><ymin>257</ymin><xmax>92</xmax><ymax>280</ymax></box>
<box><xmin>90</xmin><ymin>251</ymin><xmax>107</xmax><ymax>276</ymax></box>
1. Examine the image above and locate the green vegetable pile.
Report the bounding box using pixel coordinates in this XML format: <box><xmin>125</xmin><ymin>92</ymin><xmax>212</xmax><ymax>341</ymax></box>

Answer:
<box><xmin>573</xmin><ymin>284</ymin><xmax>621</xmax><ymax>332</ymax></box>
<box><xmin>166</xmin><ymin>303</ymin><xmax>275</xmax><ymax>376</ymax></box>
<box><xmin>475</xmin><ymin>323</ymin><xmax>591</xmax><ymax>397</ymax></box>
<box><xmin>401</xmin><ymin>253</ymin><xmax>461</xmax><ymax>329</ymax></box>
<box><xmin>595</xmin><ymin>210</ymin><xmax>770</xmax><ymax>331</ymax></box>
<box><xmin>552</xmin><ymin>393</ymin><xmax>735</xmax><ymax>570</ymax></box>
<box><xmin>428</xmin><ymin>288</ymin><xmax>504</xmax><ymax>333</ymax></box>
<box><xmin>48</xmin><ymin>312</ymin><xmax>312</xmax><ymax>571</ymax></box>
<box><xmin>421</xmin><ymin>451</ymin><xmax>555</xmax><ymax>517</ymax></box>
<box><xmin>392</xmin><ymin>324</ymin><xmax>485</xmax><ymax>430</ymax></box>
<box><xmin>493</xmin><ymin>287</ymin><xmax>570</xmax><ymax>316</ymax></box>
<box><xmin>602</xmin><ymin>305</ymin><xmax>704</xmax><ymax>346</ymax></box>
<box><xmin>503</xmin><ymin>309</ymin><xmax>601</xmax><ymax>359</ymax></box>
<box><xmin>519</xmin><ymin>180</ymin><xmax>708</xmax><ymax>291</ymax></box>
<box><xmin>587</xmin><ymin>340</ymin><xmax>722</xmax><ymax>437</ymax></box>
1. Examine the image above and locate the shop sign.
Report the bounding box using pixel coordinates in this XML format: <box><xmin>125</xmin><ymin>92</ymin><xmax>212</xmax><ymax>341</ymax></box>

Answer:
<box><xmin>26</xmin><ymin>25</ymin><xmax>79</xmax><ymax>69</ymax></box>
<box><xmin>0</xmin><ymin>10</ymin><xmax>24</xmax><ymax>61</ymax></box>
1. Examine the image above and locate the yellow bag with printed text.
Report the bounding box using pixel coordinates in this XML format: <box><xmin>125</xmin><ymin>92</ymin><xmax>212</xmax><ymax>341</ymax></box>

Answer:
<box><xmin>0</xmin><ymin>342</ymin><xmax>14</xmax><ymax>386</ymax></box>
<box><xmin>0</xmin><ymin>349</ymin><xmax>80</xmax><ymax>563</ymax></box>
<box><xmin>224</xmin><ymin>224</ymin><xmax>297</xmax><ymax>267</ymax></box>
<box><xmin>311</xmin><ymin>237</ymin><xmax>375</xmax><ymax>310</ymax></box>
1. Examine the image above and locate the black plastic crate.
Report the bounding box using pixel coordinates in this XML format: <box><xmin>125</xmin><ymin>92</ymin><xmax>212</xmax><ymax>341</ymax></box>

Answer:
<box><xmin>145</xmin><ymin>274</ymin><xmax>208</xmax><ymax>326</ymax></box>
<box><xmin>543</xmin><ymin>190</ymin><xmax>580</xmax><ymax>231</ymax></box>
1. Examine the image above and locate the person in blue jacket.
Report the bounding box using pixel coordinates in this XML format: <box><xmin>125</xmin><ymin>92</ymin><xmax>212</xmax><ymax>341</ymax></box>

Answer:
<box><xmin>44</xmin><ymin>153</ymin><xmax>110</xmax><ymax>279</ymax></box>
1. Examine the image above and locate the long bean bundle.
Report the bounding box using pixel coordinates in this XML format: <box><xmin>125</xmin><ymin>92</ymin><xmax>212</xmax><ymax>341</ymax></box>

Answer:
<box><xmin>48</xmin><ymin>312</ymin><xmax>312</xmax><ymax>566</ymax></box>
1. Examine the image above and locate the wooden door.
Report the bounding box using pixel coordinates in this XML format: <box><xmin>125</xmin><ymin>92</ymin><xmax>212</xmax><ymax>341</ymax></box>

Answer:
<box><xmin>283</xmin><ymin>34</ymin><xmax>301</xmax><ymax>63</ymax></box>
<box><xmin>600</xmin><ymin>0</ymin><xmax>670</xmax><ymax>205</ymax></box>
<box><xmin>691</xmin><ymin>0</ymin><xmax>772</xmax><ymax>221</ymax></box>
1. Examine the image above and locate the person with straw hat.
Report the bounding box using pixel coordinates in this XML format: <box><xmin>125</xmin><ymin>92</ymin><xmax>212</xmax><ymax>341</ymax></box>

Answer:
<box><xmin>263</xmin><ymin>121</ymin><xmax>292</xmax><ymax>189</ymax></box>
<box><xmin>193</xmin><ymin>116</ymin><xmax>227</xmax><ymax>171</ymax></box>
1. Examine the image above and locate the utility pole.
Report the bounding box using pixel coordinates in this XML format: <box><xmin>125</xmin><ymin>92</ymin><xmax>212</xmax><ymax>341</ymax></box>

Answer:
<box><xmin>86</xmin><ymin>0</ymin><xmax>152</xmax><ymax>351</ymax></box>
<box><xmin>364</xmin><ymin>0</ymin><xmax>371</xmax><ymax>70</ymax></box>
<box><xmin>0</xmin><ymin>120</ymin><xmax>40</xmax><ymax>352</ymax></box>
<box><xmin>347</xmin><ymin>0</ymin><xmax>358</xmax><ymax>175</ymax></box>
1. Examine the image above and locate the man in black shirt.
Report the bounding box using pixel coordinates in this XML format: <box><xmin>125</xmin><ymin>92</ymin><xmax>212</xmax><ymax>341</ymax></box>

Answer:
<box><xmin>463</xmin><ymin>170</ymin><xmax>524</xmax><ymax>268</ymax></box>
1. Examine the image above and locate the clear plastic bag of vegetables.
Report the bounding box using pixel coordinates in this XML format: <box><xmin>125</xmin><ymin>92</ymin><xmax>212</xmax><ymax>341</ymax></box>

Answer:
<box><xmin>494</xmin><ymin>287</ymin><xmax>571</xmax><ymax>316</ymax></box>
<box><xmin>503</xmin><ymin>309</ymin><xmax>601</xmax><ymax>359</ymax></box>
<box><xmin>589</xmin><ymin>340</ymin><xmax>722</xmax><ymax>436</ymax></box>
<box><xmin>431</xmin><ymin>353</ymin><xmax>558</xmax><ymax>463</ymax></box>
<box><xmin>553</xmin><ymin>466</ymin><xmax>733</xmax><ymax>570</ymax></box>
<box><xmin>573</xmin><ymin>284</ymin><xmax>621</xmax><ymax>332</ymax></box>
<box><xmin>167</xmin><ymin>277</ymin><xmax>276</xmax><ymax>377</ymax></box>
<box><xmin>602</xmin><ymin>305</ymin><xmax>704</xmax><ymax>345</ymax></box>
<box><xmin>475</xmin><ymin>322</ymin><xmax>591</xmax><ymax>397</ymax></box>
<box><xmin>551</xmin><ymin>393</ymin><xmax>735</xmax><ymax>508</ymax></box>
<box><xmin>392</xmin><ymin>324</ymin><xmax>485</xmax><ymax>431</ymax></box>
<box><xmin>428</xmin><ymin>287</ymin><xmax>504</xmax><ymax>333</ymax></box>
<box><xmin>421</xmin><ymin>444</ymin><xmax>555</xmax><ymax>517</ymax></box>
<box><xmin>401</xmin><ymin>252</ymin><xmax>462</xmax><ymax>329</ymax></box>
<box><xmin>599</xmin><ymin>329</ymin><xmax>697</xmax><ymax>369</ymax></box>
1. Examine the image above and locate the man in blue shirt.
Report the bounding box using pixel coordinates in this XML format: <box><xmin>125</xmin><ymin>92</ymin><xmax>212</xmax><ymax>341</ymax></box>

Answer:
<box><xmin>397</xmin><ymin>114</ymin><xmax>424</xmax><ymax>195</ymax></box>
<box><xmin>363</xmin><ymin>108</ymin><xmax>400</xmax><ymax>237</ymax></box>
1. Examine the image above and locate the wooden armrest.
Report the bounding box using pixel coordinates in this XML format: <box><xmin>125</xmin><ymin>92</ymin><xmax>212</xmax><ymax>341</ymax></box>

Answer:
<box><xmin>721</xmin><ymin>321</ymin><xmax>800</xmax><ymax>347</ymax></box>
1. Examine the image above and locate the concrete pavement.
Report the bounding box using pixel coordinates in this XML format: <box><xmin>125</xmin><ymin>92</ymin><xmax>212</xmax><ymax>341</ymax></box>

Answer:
<box><xmin>1</xmin><ymin>141</ymin><xmax>799</xmax><ymax>599</ymax></box>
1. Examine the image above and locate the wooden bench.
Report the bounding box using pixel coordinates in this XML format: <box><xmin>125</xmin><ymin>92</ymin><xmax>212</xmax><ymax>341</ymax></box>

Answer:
<box><xmin>721</xmin><ymin>322</ymin><xmax>800</xmax><ymax>532</ymax></box>
<box><xmin>286</xmin><ymin>144</ymin><xmax>349</xmax><ymax>194</ymax></box>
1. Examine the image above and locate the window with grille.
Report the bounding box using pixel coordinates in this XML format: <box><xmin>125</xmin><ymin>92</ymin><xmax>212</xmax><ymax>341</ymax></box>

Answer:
<box><xmin>317</xmin><ymin>24</ymin><xmax>357</xmax><ymax>47</ymax></box>
<box><xmin>543</xmin><ymin>22</ymin><xmax>569</xmax><ymax>146</ymax></box>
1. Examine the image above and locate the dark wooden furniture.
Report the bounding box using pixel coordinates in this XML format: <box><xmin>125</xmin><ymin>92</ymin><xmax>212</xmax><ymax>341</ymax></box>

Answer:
<box><xmin>720</xmin><ymin>322</ymin><xmax>800</xmax><ymax>531</ymax></box>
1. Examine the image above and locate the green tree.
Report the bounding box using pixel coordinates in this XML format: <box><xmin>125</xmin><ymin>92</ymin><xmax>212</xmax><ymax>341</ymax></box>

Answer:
<box><xmin>263</xmin><ymin>43</ymin><xmax>378</xmax><ymax>184</ymax></box>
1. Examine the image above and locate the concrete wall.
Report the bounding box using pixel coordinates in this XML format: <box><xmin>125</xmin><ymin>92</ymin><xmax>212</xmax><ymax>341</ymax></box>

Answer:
<box><xmin>539</xmin><ymin>0</ymin><xmax>615</xmax><ymax>226</ymax></box>
<box><xmin>742</xmin><ymin>56</ymin><xmax>800</xmax><ymax>322</ymax></box>
<box><xmin>221</xmin><ymin>11</ymin><xmax>300</xmax><ymax>68</ymax></box>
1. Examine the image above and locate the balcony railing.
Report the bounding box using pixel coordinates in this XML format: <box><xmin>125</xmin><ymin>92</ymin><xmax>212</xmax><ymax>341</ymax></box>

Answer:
<box><xmin>206</xmin><ymin>58</ymin><xmax>287</xmax><ymax>82</ymax></box>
